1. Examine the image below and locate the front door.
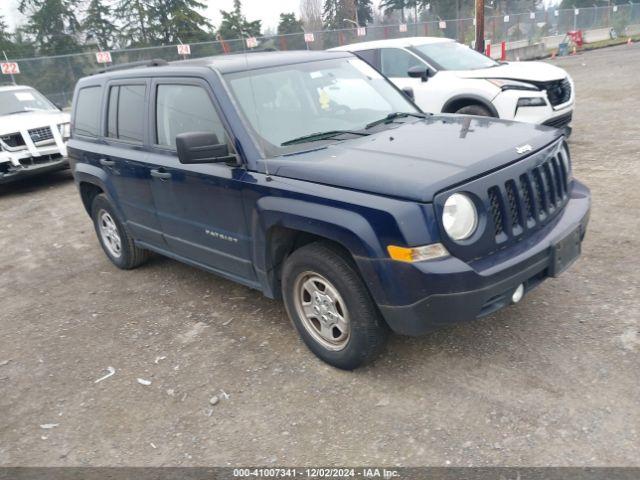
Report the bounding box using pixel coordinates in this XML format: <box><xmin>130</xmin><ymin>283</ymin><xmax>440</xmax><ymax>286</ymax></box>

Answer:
<box><xmin>146</xmin><ymin>79</ymin><xmax>255</xmax><ymax>282</ymax></box>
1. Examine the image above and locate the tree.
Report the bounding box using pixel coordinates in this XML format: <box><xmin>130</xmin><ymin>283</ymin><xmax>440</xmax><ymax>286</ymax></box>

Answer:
<box><xmin>277</xmin><ymin>13</ymin><xmax>304</xmax><ymax>35</ymax></box>
<box><xmin>114</xmin><ymin>0</ymin><xmax>152</xmax><ymax>46</ymax></box>
<box><xmin>18</xmin><ymin>0</ymin><xmax>81</xmax><ymax>55</ymax></box>
<box><xmin>0</xmin><ymin>15</ymin><xmax>14</xmax><ymax>55</ymax></box>
<box><xmin>379</xmin><ymin>0</ymin><xmax>406</xmax><ymax>22</ymax></box>
<box><xmin>83</xmin><ymin>0</ymin><xmax>117</xmax><ymax>49</ymax></box>
<box><xmin>218</xmin><ymin>0</ymin><xmax>261</xmax><ymax>39</ymax></box>
<box><xmin>323</xmin><ymin>0</ymin><xmax>357</xmax><ymax>29</ymax></box>
<box><xmin>148</xmin><ymin>0</ymin><xmax>212</xmax><ymax>44</ymax></box>
<box><xmin>355</xmin><ymin>0</ymin><xmax>373</xmax><ymax>25</ymax></box>
<box><xmin>300</xmin><ymin>0</ymin><xmax>323</xmax><ymax>32</ymax></box>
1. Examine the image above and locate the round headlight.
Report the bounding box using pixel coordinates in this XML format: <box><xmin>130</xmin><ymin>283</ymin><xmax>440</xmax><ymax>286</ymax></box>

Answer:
<box><xmin>442</xmin><ymin>193</ymin><xmax>478</xmax><ymax>241</ymax></box>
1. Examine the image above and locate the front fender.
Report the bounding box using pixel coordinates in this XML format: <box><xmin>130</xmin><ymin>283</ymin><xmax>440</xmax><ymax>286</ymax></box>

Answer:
<box><xmin>251</xmin><ymin>196</ymin><xmax>385</xmax><ymax>298</ymax></box>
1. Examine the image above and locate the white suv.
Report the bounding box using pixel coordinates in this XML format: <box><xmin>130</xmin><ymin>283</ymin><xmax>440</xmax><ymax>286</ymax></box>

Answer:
<box><xmin>0</xmin><ymin>85</ymin><xmax>70</xmax><ymax>184</ymax></box>
<box><xmin>331</xmin><ymin>37</ymin><xmax>574</xmax><ymax>130</ymax></box>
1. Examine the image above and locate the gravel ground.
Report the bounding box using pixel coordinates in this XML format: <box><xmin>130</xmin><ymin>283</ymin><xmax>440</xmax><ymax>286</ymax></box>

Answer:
<box><xmin>0</xmin><ymin>44</ymin><xmax>639</xmax><ymax>467</ymax></box>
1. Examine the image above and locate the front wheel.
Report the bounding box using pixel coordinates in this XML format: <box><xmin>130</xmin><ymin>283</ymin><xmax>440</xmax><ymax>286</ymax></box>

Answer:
<box><xmin>282</xmin><ymin>242</ymin><xmax>389</xmax><ymax>370</ymax></box>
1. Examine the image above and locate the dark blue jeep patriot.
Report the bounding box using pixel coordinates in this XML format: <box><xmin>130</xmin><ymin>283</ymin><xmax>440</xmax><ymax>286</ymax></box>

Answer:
<box><xmin>68</xmin><ymin>51</ymin><xmax>591</xmax><ymax>369</ymax></box>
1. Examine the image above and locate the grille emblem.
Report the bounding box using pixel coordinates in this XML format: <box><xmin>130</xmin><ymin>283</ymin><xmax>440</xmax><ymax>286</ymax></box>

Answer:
<box><xmin>516</xmin><ymin>144</ymin><xmax>532</xmax><ymax>154</ymax></box>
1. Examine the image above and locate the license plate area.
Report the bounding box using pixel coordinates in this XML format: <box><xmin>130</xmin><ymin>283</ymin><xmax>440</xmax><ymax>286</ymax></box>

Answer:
<box><xmin>550</xmin><ymin>225</ymin><xmax>582</xmax><ymax>277</ymax></box>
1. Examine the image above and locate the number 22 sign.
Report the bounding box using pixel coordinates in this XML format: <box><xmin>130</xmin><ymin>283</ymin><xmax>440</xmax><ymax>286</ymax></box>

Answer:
<box><xmin>1</xmin><ymin>62</ymin><xmax>20</xmax><ymax>75</ymax></box>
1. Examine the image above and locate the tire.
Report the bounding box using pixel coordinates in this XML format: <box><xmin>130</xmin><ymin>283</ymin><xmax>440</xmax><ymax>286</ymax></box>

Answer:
<box><xmin>282</xmin><ymin>242</ymin><xmax>389</xmax><ymax>370</ymax></box>
<box><xmin>91</xmin><ymin>193</ymin><xmax>149</xmax><ymax>269</ymax></box>
<box><xmin>455</xmin><ymin>104</ymin><xmax>493</xmax><ymax>117</ymax></box>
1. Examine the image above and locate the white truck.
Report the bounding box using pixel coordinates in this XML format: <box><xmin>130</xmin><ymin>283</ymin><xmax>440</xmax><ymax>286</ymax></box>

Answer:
<box><xmin>0</xmin><ymin>85</ymin><xmax>70</xmax><ymax>184</ymax></box>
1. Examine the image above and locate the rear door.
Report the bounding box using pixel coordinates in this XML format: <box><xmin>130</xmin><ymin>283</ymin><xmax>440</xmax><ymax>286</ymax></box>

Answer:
<box><xmin>146</xmin><ymin>78</ymin><xmax>255</xmax><ymax>282</ymax></box>
<box><xmin>99</xmin><ymin>79</ymin><xmax>164</xmax><ymax>246</ymax></box>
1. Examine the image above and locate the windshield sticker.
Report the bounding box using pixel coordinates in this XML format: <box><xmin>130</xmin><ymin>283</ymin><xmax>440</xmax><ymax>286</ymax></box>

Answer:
<box><xmin>310</xmin><ymin>71</ymin><xmax>323</xmax><ymax>79</ymax></box>
<box><xmin>348</xmin><ymin>59</ymin><xmax>383</xmax><ymax>80</ymax></box>
<box><xmin>318</xmin><ymin>89</ymin><xmax>331</xmax><ymax>110</ymax></box>
<box><xmin>15</xmin><ymin>92</ymin><xmax>36</xmax><ymax>101</ymax></box>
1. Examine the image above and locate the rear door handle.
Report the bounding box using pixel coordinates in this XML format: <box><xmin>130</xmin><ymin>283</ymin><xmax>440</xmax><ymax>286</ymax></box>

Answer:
<box><xmin>150</xmin><ymin>168</ymin><xmax>172</xmax><ymax>180</ymax></box>
<box><xmin>99</xmin><ymin>158</ymin><xmax>116</xmax><ymax>167</ymax></box>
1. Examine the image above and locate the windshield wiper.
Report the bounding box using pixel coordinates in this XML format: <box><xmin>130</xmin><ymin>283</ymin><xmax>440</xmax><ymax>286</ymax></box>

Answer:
<box><xmin>281</xmin><ymin>130</ymin><xmax>369</xmax><ymax>146</ymax></box>
<box><xmin>365</xmin><ymin>112</ymin><xmax>427</xmax><ymax>130</ymax></box>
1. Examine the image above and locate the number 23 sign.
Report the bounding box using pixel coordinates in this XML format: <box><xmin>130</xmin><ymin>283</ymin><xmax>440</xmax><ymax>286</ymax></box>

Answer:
<box><xmin>1</xmin><ymin>62</ymin><xmax>20</xmax><ymax>75</ymax></box>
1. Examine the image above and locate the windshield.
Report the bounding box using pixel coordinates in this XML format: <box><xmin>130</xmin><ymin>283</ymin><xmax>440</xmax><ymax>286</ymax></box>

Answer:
<box><xmin>412</xmin><ymin>41</ymin><xmax>498</xmax><ymax>71</ymax></box>
<box><xmin>224</xmin><ymin>57</ymin><xmax>421</xmax><ymax>156</ymax></box>
<box><xmin>0</xmin><ymin>88</ymin><xmax>58</xmax><ymax>115</ymax></box>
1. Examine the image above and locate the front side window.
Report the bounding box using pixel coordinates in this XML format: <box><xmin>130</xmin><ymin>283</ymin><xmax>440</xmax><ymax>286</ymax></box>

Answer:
<box><xmin>412</xmin><ymin>41</ymin><xmax>498</xmax><ymax>70</ymax></box>
<box><xmin>0</xmin><ymin>88</ymin><xmax>58</xmax><ymax>116</ymax></box>
<box><xmin>156</xmin><ymin>84</ymin><xmax>227</xmax><ymax>148</ymax></box>
<box><xmin>107</xmin><ymin>84</ymin><xmax>146</xmax><ymax>143</ymax></box>
<box><xmin>380</xmin><ymin>48</ymin><xmax>425</xmax><ymax>78</ymax></box>
<box><xmin>74</xmin><ymin>87</ymin><xmax>102</xmax><ymax>137</ymax></box>
<box><xmin>224</xmin><ymin>57</ymin><xmax>420</xmax><ymax>156</ymax></box>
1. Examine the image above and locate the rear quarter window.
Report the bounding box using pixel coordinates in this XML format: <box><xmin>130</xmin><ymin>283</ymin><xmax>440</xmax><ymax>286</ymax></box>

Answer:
<box><xmin>74</xmin><ymin>86</ymin><xmax>102</xmax><ymax>137</ymax></box>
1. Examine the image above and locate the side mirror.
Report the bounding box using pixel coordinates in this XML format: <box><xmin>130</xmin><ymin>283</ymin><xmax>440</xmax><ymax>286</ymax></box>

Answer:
<box><xmin>401</xmin><ymin>87</ymin><xmax>415</xmax><ymax>100</ymax></box>
<box><xmin>407</xmin><ymin>65</ymin><xmax>430</xmax><ymax>82</ymax></box>
<box><xmin>176</xmin><ymin>132</ymin><xmax>236</xmax><ymax>164</ymax></box>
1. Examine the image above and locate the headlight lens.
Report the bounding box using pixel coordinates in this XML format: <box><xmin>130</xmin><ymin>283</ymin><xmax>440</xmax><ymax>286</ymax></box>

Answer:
<box><xmin>487</xmin><ymin>79</ymin><xmax>539</xmax><ymax>91</ymax></box>
<box><xmin>442</xmin><ymin>193</ymin><xmax>478</xmax><ymax>241</ymax></box>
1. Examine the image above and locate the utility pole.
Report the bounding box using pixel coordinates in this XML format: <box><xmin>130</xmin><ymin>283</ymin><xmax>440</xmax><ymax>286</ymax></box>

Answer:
<box><xmin>475</xmin><ymin>0</ymin><xmax>485</xmax><ymax>52</ymax></box>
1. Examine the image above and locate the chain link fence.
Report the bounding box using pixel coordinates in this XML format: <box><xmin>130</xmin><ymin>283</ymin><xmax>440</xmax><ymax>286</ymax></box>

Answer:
<box><xmin>4</xmin><ymin>4</ymin><xmax>640</xmax><ymax>108</ymax></box>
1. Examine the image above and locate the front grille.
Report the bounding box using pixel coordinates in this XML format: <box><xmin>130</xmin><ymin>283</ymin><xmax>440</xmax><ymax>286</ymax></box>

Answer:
<box><xmin>1</xmin><ymin>133</ymin><xmax>25</xmax><ymax>148</ymax></box>
<box><xmin>532</xmin><ymin>78</ymin><xmax>572</xmax><ymax>107</ymax></box>
<box><xmin>18</xmin><ymin>153</ymin><xmax>63</xmax><ymax>167</ymax></box>
<box><xmin>28</xmin><ymin>126</ymin><xmax>54</xmax><ymax>144</ymax></box>
<box><xmin>487</xmin><ymin>150</ymin><xmax>569</xmax><ymax>242</ymax></box>
<box><xmin>543</xmin><ymin>112</ymin><xmax>573</xmax><ymax>129</ymax></box>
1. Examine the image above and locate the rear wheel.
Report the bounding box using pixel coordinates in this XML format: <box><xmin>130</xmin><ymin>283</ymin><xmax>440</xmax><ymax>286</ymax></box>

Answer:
<box><xmin>282</xmin><ymin>242</ymin><xmax>389</xmax><ymax>370</ymax></box>
<box><xmin>91</xmin><ymin>194</ymin><xmax>149</xmax><ymax>269</ymax></box>
<box><xmin>455</xmin><ymin>104</ymin><xmax>493</xmax><ymax>117</ymax></box>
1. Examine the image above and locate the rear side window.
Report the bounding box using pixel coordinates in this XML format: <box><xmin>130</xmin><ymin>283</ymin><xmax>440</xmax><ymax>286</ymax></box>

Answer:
<box><xmin>156</xmin><ymin>84</ymin><xmax>228</xmax><ymax>148</ymax></box>
<box><xmin>74</xmin><ymin>87</ymin><xmax>101</xmax><ymax>137</ymax></box>
<box><xmin>107</xmin><ymin>84</ymin><xmax>146</xmax><ymax>143</ymax></box>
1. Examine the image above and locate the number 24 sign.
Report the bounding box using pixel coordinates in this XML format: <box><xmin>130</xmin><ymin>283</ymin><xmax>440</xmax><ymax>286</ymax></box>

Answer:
<box><xmin>1</xmin><ymin>62</ymin><xmax>20</xmax><ymax>75</ymax></box>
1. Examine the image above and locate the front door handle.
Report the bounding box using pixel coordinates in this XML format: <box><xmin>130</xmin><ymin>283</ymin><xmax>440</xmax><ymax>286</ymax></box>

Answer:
<box><xmin>150</xmin><ymin>168</ymin><xmax>172</xmax><ymax>181</ymax></box>
<box><xmin>99</xmin><ymin>158</ymin><xmax>116</xmax><ymax>167</ymax></box>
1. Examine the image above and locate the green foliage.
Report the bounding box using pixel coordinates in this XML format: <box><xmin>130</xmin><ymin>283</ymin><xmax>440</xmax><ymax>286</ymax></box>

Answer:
<box><xmin>18</xmin><ymin>0</ymin><xmax>81</xmax><ymax>55</ymax></box>
<box><xmin>115</xmin><ymin>0</ymin><xmax>153</xmax><ymax>46</ymax></box>
<box><xmin>277</xmin><ymin>13</ymin><xmax>304</xmax><ymax>35</ymax></box>
<box><xmin>148</xmin><ymin>0</ymin><xmax>211</xmax><ymax>44</ymax></box>
<box><xmin>323</xmin><ymin>0</ymin><xmax>357</xmax><ymax>29</ymax></box>
<box><xmin>218</xmin><ymin>0</ymin><xmax>261</xmax><ymax>39</ymax></box>
<box><xmin>356</xmin><ymin>0</ymin><xmax>373</xmax><ymax>26</ymax></box>
<box><xmin>83</xmin><ymin>0</ymin><xmax>117</xmax><ymax>49</ymax></box>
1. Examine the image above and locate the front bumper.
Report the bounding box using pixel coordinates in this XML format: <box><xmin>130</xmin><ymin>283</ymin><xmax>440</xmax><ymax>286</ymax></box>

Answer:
<box><xmin>492</xmin><ymin>88</ymin><xmax>574</xmax><ymax>127</ymax></box>
<box><xmin>0</xmin><ymin>150</ymin><xmax>69</xmax><ymax>184</ymax></box>
<box><xmin>374</xmin><ymin>179</ymin><xmax>591</xmax><ymax>336</ymax></box>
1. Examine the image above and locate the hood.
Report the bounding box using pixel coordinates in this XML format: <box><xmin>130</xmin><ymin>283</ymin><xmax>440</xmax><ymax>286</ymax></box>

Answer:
<box><xmin>264</xmin><ymin>115</ymin><xmax>562</xmax><ymax>203</ymax></box>
<box><xmin>0</xmin><ymin>110</ymin><xmax>70</xmax><ymax>135</ymax></box>
<box><xmin>456</xmin><ymin>61</ymin><xmax>568</xmax><ymax>83</ymax></box>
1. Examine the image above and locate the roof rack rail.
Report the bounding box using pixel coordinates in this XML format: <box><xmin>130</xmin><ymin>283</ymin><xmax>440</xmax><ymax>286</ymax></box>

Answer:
<box><xmin>95</xmin><ymin>58</ymin><xmax>168</xmax><ymax>74</ymax></box>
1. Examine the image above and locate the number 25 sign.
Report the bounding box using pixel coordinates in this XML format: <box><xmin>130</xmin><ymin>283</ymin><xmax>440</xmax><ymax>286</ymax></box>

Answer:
<box><xmin>1</xmin><ymin>62</ymin><xmax>20</xmax><ymax>75</ymax></box>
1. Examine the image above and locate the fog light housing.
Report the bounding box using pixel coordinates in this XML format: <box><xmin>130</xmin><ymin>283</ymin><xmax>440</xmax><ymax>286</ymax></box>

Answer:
<box><xmin>511</xmin><ymin>283</ymin><xmax>525</xmax><ymax>304</ymax></box>
<box><xmin>387</xmin><ymin>243</ymin><xmax>449</xmax><ymax>263</ymax></box>
<box><xmin>517</xmin><ymin>97</ymin><xmax>546</xmax><ymax>107</ymax></box>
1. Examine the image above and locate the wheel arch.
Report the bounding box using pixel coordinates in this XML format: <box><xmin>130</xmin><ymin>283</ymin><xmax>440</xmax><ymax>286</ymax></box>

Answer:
<box><xmin>441</xmin><ymin>94</ymin><xmax>499</xmax><ymax>117</ymax></box>
<box><xmin>251</xmin><ymin>197</ymin><xmax>385</xmax><ymax>300</ymax></box>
